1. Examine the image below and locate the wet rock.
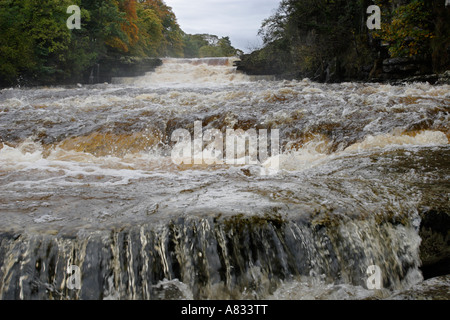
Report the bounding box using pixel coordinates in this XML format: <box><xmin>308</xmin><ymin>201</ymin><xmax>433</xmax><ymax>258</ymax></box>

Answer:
<box><xmin>383</xmin><ymin>63</ymin><xmax>418</xmax><ymax>74</ymax></box>
<box><xmin>387</xmin><ymin>70</ymin><xmax>450</xmax><ymax>85</ymax></box>
<box><xmin>389</xmin><ymin>275</ymin><xmax>450</xmax><ymax>300</ymax></box>
<box><xmin>419</xmin><ymin>209</ymin><xmax>450</xmax><ymax>279</ymax></box>
<box><xmin>235</xmin><ymin>47</ymin><xmax>298</xmax><ymax>79</ymax></box>
<box><xmin>95</xmin><ymin>57</ymin><xmax>162</xmax><ymax>84</ymax></box>
<box><xmin>391</xmin><ymin>74</ymin><xmax>439</xmax><ymax>85</ymax></box>
<box><xmin>0</xmin><ymin>214</ymin><xmax>424</xmax><ymax>300</ymax></box>
<box><xmin>379</xmin><ymin>56</ymin><xmax>433</xmax><ymax>81</ymax></box>
<box><xmin>436</xmin><ymin>70</ymin><xmax>450</xmax><ymax>85</ymax></box>
<box><xmin>417</xmin><ymin>155</ymin><xmax>450</xmax><ymax>280</ymax></box>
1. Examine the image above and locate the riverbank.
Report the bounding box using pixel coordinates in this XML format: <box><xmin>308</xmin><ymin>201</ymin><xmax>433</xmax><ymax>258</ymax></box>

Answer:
<box><xmin>235</xmin><ymin>54</ymin><xmax>450</xmax><ymax>85</ymax></box>
<box><xmin>236</xmin><ymin>0</ymin><xmax>449</xmax><ymax>85</ymax></box>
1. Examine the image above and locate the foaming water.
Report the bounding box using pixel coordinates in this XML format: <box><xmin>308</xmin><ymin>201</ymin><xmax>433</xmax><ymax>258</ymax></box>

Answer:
<box><xmin>128</xmin><ymin>57</ymin><xmax>250</xmax><ymax>87</ymax></box>
<box><xmin>344</xmin><ymin>130</ymin><xmax>448</xmax><ymax>152</ymax></box>
<box><xmin>0</xmin><ymin>58</ymin><xmax>449</xmax><ymax>300</ymax></box>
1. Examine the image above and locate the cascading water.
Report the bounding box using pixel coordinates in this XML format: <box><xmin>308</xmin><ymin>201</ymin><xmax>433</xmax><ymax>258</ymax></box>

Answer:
<box><xmin>0</xmin><ymin>58</ymin><xmax>449</xmax><ymax>300</ymax></box>
<box><xmin>116</xmin><ymin>57</ymin><xmax>249</xmax><ymax>87</ymax></box>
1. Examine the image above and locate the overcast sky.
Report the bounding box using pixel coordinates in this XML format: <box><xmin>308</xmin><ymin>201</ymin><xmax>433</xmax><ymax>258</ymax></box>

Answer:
<box><xmin>164</xmin><ymin>0</ymin><xmax>282</xmax><ymax>53</ymax></box>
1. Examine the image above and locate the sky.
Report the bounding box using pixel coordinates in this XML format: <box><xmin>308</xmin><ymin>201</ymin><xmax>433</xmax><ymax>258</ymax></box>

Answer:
<box><xmin>164</xmin><ymin>0</ymin><xmax>282</xmax><ymax>53</ymax></box>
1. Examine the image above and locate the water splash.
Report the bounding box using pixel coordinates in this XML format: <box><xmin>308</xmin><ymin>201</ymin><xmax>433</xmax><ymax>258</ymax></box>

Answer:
<box><xmin>124</xmin><ymin>57</ymin><xmax>250</xmax><ymax>87</ymax></box>
<box><xmin>0</xmin><ymin>59</ymin><xmax>449</xmax><ymax>300</ymax></box>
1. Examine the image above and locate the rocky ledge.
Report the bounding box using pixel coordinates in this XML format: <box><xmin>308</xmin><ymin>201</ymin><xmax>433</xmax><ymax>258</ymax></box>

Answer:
<box><xmin>390</xmin><ymin>275</ymin><xmax>450</xmax><ymax>300</ymax></box>
<box><xmin>86</xmin><ymin>57</ymin><xmax>163</xmax><ymax>84</ymax></box>
<box><xmin>236</xmin><ymin>52</ymin><xmax>450</xmax><ymax>84</ymax></box>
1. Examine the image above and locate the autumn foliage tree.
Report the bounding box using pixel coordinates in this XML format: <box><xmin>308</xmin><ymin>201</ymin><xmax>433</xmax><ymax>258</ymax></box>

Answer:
<box><xmin>134</xmin><ymin>4</ymin><xmax>164</xmax><ymax>56</ymax></box>
<box><xmin>0</xmin><ymin>0</ymin><xmax>193</xmax><ymax>86</ymax></box>
<box><xmin>110</xmin><ymin>0</ymin><xmax>139</xmax><ymax>52</ymax></box>
<box><xmin>373</xmin><ymin>0</ymin><xmax>434</xmax><ymax>58</ymax></box>
<box><xmin>139</xmin><ymin>0</ymin><xmax>184</xmax><ymax>57</ymax></box>
<box><xmin>241</xmin><ymin>0</ymin><xmax>448</xmax><ymax>80</ymax></box>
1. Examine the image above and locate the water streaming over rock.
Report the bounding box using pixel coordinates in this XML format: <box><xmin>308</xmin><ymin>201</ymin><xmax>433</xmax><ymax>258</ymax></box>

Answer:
<box><xmin>0</xmin><ymin>58</ymin><xmax>449</xmax><ymax>300</ymax></box>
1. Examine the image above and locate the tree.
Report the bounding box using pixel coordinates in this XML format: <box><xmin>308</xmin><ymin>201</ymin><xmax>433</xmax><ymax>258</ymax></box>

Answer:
<box><xmin>183</xmin><ymin>34</ymin><xmax>239</xmax><ymax>58</ymax></box>
<box><xmin>183</xmin><ymin>33</ymin><xmax>209</xmax><ymax>58</ymax></box>
<box><xmin>117</xmin><ymin>0</ymin><xmax>139</xmax><ymax>52</ymax></box>
<box><xmin>0</xmin><ymin>0</ymin><xmax>241</xmax><ymax>86</ymax></box>
<box><xmin>0</xmin><ymin>0</ymin><xmax>36</xmax><ymax>85</ymax></box>
<box><xmin>218</xmin><ymin>37</ymin><xmax>237</xmax><ymax>56</ymax></box>
<box><xmin>256</xmin><ymin>0</ymin><xmax>375</xmax><ymax>79</ymax></box>
<box><xmin>139</xmin><ymin>0</ymin><xmax>184</xmax><ymax>57</ymax></box>
<box><xmin>134</xmin><ymin>6</ymin><xmax>164</xmax><ymax>56</ymax></box>
<box><xmin>372</xmin><ymin>0</ymin><xmax>434</xmax><ymax>58</ymax></box>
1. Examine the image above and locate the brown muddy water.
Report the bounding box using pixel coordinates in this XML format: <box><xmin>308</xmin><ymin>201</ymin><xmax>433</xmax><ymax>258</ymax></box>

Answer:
<box><xmin>0</xmin><ymin>58</ymin><xmax>448</xmax><ymax>300</ymax></box>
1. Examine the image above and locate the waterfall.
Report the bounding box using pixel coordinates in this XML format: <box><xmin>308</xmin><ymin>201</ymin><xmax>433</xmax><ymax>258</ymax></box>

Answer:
<box><xmin>0</xmin><ymin>58</ymin><xmax>448</xmax><ymax>300</ymax></box>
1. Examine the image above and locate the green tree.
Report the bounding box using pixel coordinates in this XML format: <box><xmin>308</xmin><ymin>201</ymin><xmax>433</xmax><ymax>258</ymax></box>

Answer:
<box><xmin>86</xmin><ymin>0</ymin><xmax>129</xmax><ymax>54</ymax></box>
<box><xmin>62</xmin><ymin>2</ymin><xmax>97</xmax><ymax>82</ymax></box>
<box><xmin>183</xmin><ymin>34</ymin><xmax>239</xmax><ymax>58</ymax></box>
<box><xmin>218</xmin><ymin>37</ymin><xmax>237</xmax><ymax>56</ymax></box>
<box><xmin>0</xmin><ymin>0</ymin><xmax>242</xmax><ymax>86</ymax></box>
<box><xmin>140</xmin><ymin>0</ymin><xmax>184</xmax><ymax>57</ymax></box>
<box><xmin>254</xmin><ymin>0</ymin><xmax>376</xmax><ymax>80</ymax></box>
<box><xmin>133</xmin><ymin>5</ymin><xmax>164</xmax><ymax>56</ymax></box>
<box><xmin>0</xmin><ymin>0</ymin><xmax>36</xmax><ymax>86</ymax></box>
<box><xmin>373</xmin><ymin>0</ymin><xmax>434</xmax><ymax>58</ymax></box>
<box><xmin>183</xmin><ymin>33</ymin><xmax>209</xmax><ymax>58</ymax></box>
<box><xmin>15</xmin><ymin>0</ymin><xmax>77</xmax><ymax>83</ymax></box>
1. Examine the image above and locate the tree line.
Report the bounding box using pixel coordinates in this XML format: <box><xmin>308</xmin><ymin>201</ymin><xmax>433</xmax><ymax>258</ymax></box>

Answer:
<box><xmin>239</xmin><ymin>0</ymin><xmax>449</xmax><ymax>81</ymax></box>
<box><xmin>0</xmin><ymin>0</ymin><xmax>240</xmax><ymax>87</ymax></box>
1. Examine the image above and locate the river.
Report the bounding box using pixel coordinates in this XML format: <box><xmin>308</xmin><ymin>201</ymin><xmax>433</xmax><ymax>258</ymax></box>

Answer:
<box><xmin>0</xmin><ymin>57</ymin><xmax>449</xmax><ymax>300</ymax></box>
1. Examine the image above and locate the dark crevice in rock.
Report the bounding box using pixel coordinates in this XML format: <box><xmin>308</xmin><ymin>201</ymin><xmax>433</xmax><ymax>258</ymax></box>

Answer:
<box><xmin>419</xmin><ymin>209</ymin><xmax>450</xmax><ymax>280</ymax></box>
